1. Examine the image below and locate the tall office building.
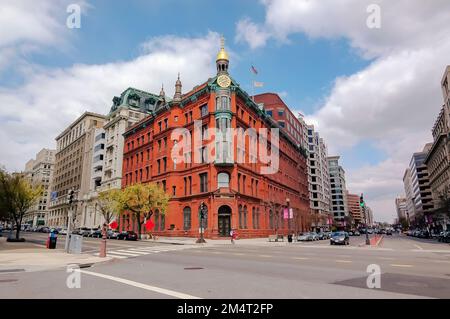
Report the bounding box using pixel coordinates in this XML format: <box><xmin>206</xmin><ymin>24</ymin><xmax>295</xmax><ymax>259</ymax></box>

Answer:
<box><xmin>328</xmin><ymin>155</ymin><xmax>348</xmax><ymax>227</ymax></box>
<box><xmin>101</xmin><ymin>88</ymin><xmax>157</xmax><ymax>191</ymax></box>
<box><xmin>346</xmin><ymin>191</ymin><xmax>363</xmax><ymax>226</ymax></box>
<box><xmin>395</xmin><ymin>197</ymin><xmax>408</xmax><ymax>221</ymax></box>
<box><xmin>403</xmin><ymin>144</ymin><xmax>434</xmax><ymax>225</ymax></box>
<box><xmin>306</xmin><ymin>125</ymin><xmax>332</xmax><ymax>231</ymax></box>
<box><xmin>47</xmin><ymin>112</ymin><xmax>106</xmax><ymax>227</ymax></box>
<box><xmin>22</xmin><ymin>148</ymin><xmax>55</xmax><ymax>227</ymax></box>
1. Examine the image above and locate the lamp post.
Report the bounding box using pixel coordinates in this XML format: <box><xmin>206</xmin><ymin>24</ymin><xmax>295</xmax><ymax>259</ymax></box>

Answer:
<box><xmin>196</xmin><ymin>202</ymin><xmax>207</xmax><ymax>244</ymax></box>
<box><xmin>286</xmin><ymin>198</ymin><xmax>291</xmax><ymax>234</ymax></box>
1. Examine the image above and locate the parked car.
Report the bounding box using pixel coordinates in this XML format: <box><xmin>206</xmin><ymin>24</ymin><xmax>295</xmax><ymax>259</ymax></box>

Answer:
<box><xmin>59</xmin><ymin>228</ymin><xmax>67</xmax><ymax>235</ymax></box>
<box><xmin>330</xmin><ymin>231</ymin><xmax>350</xmax><ymax>245</ymax></box>
<box><xmin>386</xmin><ymin>229</ymin><xmax>393</xmax><ymax>236</ymax></box>
<box><xmin>310</xmin><ymin>232</ymin><xmax>319</xmax><ymax>241</ymax></box>
<box><xmin>38</xmin><ymin>226</ymin><xmax>50</xmax><ymax>233</ymax></box>
<box><xmin>79</xmin><ymin>227</ymin><xmax>91</xmax><ymax>237</ymax></box>
<box><xmin>353</xmin><ymin>231</ymin><xmax>361</xmax><ymax>236</ymax></box>
<box><xmin>90</xmin><ymin>229</ymin><xmax>103</xmax><ymax>238</ymax></box>
<box><xmin>88</xmin><ymin>228</ymin><xmax>100</xmax><ymax>237</ymax></box>
<box><xmin>298</xmin><ymin>232</ymin><xmax>314</xmax><ymax>241</ymax></box>
<box><xmin>117</xmin><ymin>231</ymin><xmax>138</xmax><ymax>241</ymax></box>
<box><xmin>438</xmin><ymin>231</ymin><xmax>450</xmax><ymax>243</ymax></box>
<box><xmin>317</xmin><ymin>232</ymin><xmax>327</xmax><ymax>240</ymax></box>
<box><xmin>107</xmin><ymin>230</ymin><xmax>120</xmax><ymax>239</ymax></box>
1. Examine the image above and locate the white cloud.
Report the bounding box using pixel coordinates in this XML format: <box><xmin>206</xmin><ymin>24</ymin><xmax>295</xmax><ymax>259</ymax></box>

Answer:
<box><xmin>0</xmin><ymin>0</ymin><xmax>89</xmax><ymax>72</ymax></box>
<box><xmin>240</xmin><ymin>0</ymin><xmax>450</xmax><ymax>222</ymax></box>
<box><xmin>235</xmin><ymin>17</ymin><xmax>270</xmax><ymax>50</ymax></box>
<box><xmin>0</xmin><ymin>32</ymin><xmax>221</xmax><ymax>172</ymax></box>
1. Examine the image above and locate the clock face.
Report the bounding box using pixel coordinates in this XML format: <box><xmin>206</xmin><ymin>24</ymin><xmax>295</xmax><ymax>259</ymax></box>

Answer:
<box><xmin>217</xmin><ymin>75</ymin><xmax>231</xmax><ymax>88</ymax></box>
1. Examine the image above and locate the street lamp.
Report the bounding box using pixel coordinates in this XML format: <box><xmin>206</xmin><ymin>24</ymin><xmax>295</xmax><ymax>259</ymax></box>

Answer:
<box><xmin>196</xmin><ymin>202</ymin><xmax>207</xmax><ymax>244</ymax></box>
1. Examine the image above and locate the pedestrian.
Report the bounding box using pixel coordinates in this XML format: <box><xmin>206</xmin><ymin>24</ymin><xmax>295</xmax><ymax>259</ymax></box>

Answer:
<box><xmin>230</xmin><ymin>229</ymin><xmax>235</xmax><ymax>244</ymax></box>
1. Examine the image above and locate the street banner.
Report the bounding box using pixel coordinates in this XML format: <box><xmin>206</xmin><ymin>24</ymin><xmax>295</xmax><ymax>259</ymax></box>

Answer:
<box><xmin>109</xmin><ymin>220</ymin><xmax>118</xmax><ymax>229</ymax></box>
<box><xmin>289</xmin><ymin>208</ymin><xmax>293</xmax><ymax>219</ymax></box>
<box><xmin>253</xmin><ymin>81</ymin><xmax>264</xmax><ymax>87</ymax></box>
<box><xmin>283</xmin><ymin>208</ymin><xmax>289</xmax><ymax>219</ymax></box>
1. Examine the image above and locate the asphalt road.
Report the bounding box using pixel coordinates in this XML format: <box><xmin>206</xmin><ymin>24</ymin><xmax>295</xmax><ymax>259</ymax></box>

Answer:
<box><xmin>1</xmin><ymin>233</ymin><xmax>450</xmax><ymax>299</ymax></box>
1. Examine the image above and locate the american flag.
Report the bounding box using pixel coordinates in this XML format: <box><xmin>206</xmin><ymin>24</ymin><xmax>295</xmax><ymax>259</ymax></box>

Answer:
<box><xmin>251</xmin><ymin>65</ymin><xmax>258</xmax><ymax>75</ymax></box>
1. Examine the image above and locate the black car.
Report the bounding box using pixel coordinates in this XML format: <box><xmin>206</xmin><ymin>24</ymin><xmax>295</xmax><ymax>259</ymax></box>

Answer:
<box><xmin>386</xmin><ymin>229</ymin><xmax>393</xmax><ymax>236</ymax></box>
<box><xmin>330</xmin><ymin>231</ymin><xmax>349</xmax><ymax>245</ymax></box>
<box><xmin>91</xmin><ymin>229</ymin><xmax>103</xmax><ymax>238</ymax></box>
<box><xmin>117</xmin><ymin>231</ymin><xmax>138</xmax><ymax>241</ymax></box>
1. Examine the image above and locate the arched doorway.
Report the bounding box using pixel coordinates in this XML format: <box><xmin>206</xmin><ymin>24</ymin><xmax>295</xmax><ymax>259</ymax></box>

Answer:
<box><xmin>218</xmin><ymin>205</ymin><xmax>232</xmax><ymax>237</ymax></box>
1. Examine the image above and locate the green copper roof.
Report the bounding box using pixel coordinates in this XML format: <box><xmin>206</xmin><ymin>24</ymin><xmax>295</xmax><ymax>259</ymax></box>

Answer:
<box><xmin>110</xmin><ymin>87</ymin><xmax>169</xmax><ymax>114</ymax></box>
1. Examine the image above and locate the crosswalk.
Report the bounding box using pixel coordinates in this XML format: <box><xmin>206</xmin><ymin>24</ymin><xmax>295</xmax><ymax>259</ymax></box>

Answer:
<box><xmin>94</xmin><ymin>244</ymin><xmax>196</xmax><ymax>259</ymax></box>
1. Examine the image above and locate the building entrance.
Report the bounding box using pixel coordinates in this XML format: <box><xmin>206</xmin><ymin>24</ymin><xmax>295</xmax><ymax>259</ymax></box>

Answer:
<box><xmin>218</xmin><ymin>205</ymin><xmax>231</xmax><ymax>237</ymax></box>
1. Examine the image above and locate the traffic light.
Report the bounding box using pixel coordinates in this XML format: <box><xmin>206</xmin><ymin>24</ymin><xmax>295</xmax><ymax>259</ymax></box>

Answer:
<box><xmin>68</xmin><ymin>189</ymin><xmax>75</xmax><ymax>205</ymax></box>
<box><xmin>359</xmin><ymin>194</ymin><xmax>365</xmax><ymax>208</ymax></box>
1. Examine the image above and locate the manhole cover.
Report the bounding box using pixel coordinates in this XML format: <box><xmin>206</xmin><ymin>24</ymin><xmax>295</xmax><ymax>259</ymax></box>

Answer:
<box><xmin>184</xmin><ymin>267</ymin><xmax>204</xmax><ymax>270</ymax></box>
<box><xmin>0</xmin><ymin>279</ymin><xmax>18</xmax><ymax>283</ymax></box>
<box><xmin>396</xmin><ymin>281</ymin><xmax>428</xmax><ymax>288</ymax></box>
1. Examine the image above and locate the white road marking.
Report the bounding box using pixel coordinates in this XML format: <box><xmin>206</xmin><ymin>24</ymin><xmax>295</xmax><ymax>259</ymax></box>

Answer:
<box><xmin>94</xmin><ymin>253</ymin><xmax>127</xmax><ymax>259</ymax></box>
<box><xmin>127</xmin><ymin>249</ymin><xmax>156</xmax><ymax>254</ymax></box>
<box><xmin>107</xmin><ymin>251</ymin><xmax>141</xmax><ymax>257</ymax></box>
<box><xmin>390</xmin><ymin>264</ymin><xmax>413</xmax><ymax>268</ymax></box>
<box><xmin>258</xmin><ymin>255</ymin><xmax>272</xmax><ymax>258</ymax></box>
<box><xmin>411</xmin><ymin>249</ymin><xmax>450</xmax><ymax>253</ymax></box>
<box><xmin>292</xmin><ymin>257</ymin><xmax>310</xmax><ymax>260</ymax></box>
<box><xmin>335</xmin><ymin>260</ymin><xmax>352</xmax><ymax>263</ymax></box>
<box><xmin>413</xmin><ymin>244</ymin><xmax>423</xmax><ymax>250</ymax></box>
<box><xmin>78</xmin><ymin>269</ymin><xmax>201</xmax><ymax>299</ymax></box>
<box><xmin>115</xmin><ymin>249</ymin><xmax>149</xmax><ymax>255</ymax></box>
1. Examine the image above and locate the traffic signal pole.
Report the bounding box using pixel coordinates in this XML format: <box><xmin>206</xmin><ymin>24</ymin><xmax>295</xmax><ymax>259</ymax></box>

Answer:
<box><xmin>65</xmin><ymin>189</ymin><xmax>75</xmax><ymax>253</ymax></box>
<box><xmin>360</xmin><ymin>193</ymin><xmax>370</xmax><ymax>245</ymax></box>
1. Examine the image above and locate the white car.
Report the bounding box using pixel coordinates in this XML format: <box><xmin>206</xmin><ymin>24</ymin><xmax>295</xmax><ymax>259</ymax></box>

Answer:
<box><xmin>59</xmin><ymin>228</ymin><xmax>68</xmax><ymax>235</ymax></box>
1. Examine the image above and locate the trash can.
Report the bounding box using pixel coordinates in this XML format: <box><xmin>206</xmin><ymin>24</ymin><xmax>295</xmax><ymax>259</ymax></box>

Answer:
<box><xmin>47</xmin><ymin>231</ymin><xmax>57</xmax><ymax>249</ymax></box>
<box><xmin>288</xmin><ymin>234</ymin><xmax>293</xmax><ymax>243</ymax></box>
<box><xmin>68</xmin><ymin>234</ymin><xmax>83</xmax><ymax>254</ymax></box>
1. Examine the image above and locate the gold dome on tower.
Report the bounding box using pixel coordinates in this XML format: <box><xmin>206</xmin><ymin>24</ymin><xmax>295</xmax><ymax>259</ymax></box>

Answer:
<box><xmin>216</xmin><ymin>35</ymin><xmax>229</xmax><ymax>61</ymax></box>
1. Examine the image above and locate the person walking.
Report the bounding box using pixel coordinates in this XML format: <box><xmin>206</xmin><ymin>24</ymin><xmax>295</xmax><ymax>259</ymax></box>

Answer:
<box><xmin>230</xmin><ymin>229</ymin><xmax>236</xmax><ymax>244</ymax></box>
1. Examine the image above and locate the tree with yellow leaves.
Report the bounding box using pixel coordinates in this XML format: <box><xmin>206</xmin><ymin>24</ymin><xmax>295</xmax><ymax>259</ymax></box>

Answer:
<box><xmin>0</xmin><ymin>169</ymin><xmax>42</xmax><ymax>241</ymax></box>
<box><xmin>117</xmin><ymin>183</ymin><xmax>170</xmax><ymax>238</ymax></box>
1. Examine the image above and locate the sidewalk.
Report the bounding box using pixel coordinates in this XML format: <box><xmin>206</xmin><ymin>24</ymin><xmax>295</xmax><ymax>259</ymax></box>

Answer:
<box><xmin>0</xmin><ymin>248</ymin><xmax>112</xmax><ymax>273</ymax></box>
<box><xmin>145</xmin><ymin>236</ymin><xmax>292</xmax><ymax>247</ymax></box>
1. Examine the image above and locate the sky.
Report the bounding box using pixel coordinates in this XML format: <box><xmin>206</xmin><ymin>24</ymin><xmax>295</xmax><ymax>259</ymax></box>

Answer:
<box><xmin>1</xmin><ymin>0</ymin><xmax>450</xmax><ymax>223</ymax></box>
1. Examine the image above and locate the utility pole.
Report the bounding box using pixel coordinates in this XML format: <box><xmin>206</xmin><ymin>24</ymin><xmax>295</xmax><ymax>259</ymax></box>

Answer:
<box><xmin>65</xmin><ymin>189</ymin><xmax>75</xmax><ymax>253</ymax></box>
<box><xmin>360</xmin><ymin>193</ymin><xmax>370</xmax><ymax>245</ymax></box>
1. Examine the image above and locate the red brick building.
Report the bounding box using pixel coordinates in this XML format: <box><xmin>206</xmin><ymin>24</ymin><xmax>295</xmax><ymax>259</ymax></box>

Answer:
<box><xmin>120</xmin><ymin>39</ymin><xmax>310</xmax><ymax>238</ymax></box>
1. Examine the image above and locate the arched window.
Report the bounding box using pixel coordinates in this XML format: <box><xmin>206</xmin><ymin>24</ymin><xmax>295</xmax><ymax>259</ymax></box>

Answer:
<box><xmin>269</xmin><ymin>210</ymin><xmax>274</xmax><ymax>229</ymax></box>
<box><xmin>252</xmin><ymin>207</ymin><xmax>256</xmax><ymax>229</ymax></box>
<box><xmin>256</xmin><ymin>207</ymin><xmax>260</xmax><ymax>229</ymax></box>
<box><xmin>198</xmin><ymin>204</ymin><xmax>208</xmax><ymax>229</ymax></box>
<box><xmin>154</xmin><ymin>210</ymin><xmax>159</xmax><ymax>231</ymax></box>
<box><xmin>218</xmin><ymin>172</ymin><xmax>230</xmax><ymax>188</ymax></box>
<box><xmin>243</xmin><ymin>205</ymin><xmax>248</xmax><ymax>229</ymax></box>
<box><xmin>183</xmin><ymin>207</ymin><xmax>191</xmax><ymax>230</ymax></box>
<box><xmin>160</xmin><ymin>212</ymin><xmax>165</xmax><ymax>231</ymax></box>
<box><xmin>238</xmin><ymin>205</ymin><xmax>243</xmax><ymax>229</ymax></box>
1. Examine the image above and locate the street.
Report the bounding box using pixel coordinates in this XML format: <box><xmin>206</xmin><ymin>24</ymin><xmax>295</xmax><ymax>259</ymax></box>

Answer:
<box><xmin>1</xmin><ymin>233</ymin><xmax>450</xmax><ymax>299</ymax></box>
